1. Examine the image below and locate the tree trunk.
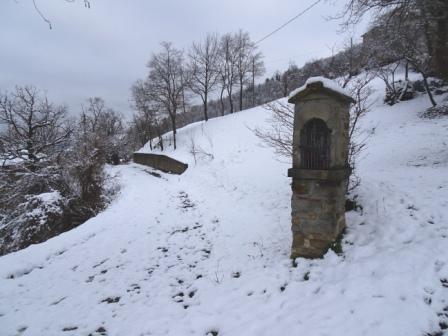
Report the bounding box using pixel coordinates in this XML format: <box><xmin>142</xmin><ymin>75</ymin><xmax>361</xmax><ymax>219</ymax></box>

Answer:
<box><xmin>182</xmin><ymin>88</ymin><xmax>186</xmax><ymax>115</ymax></box>
<box><xmin>422</xmin><ymin>73</ymin><xmax>437</xmax><ymax>107</ymax></box>
<box><xmin>170</xmin><ymin>114</ymin><xmax>177</xmax><ymax>150</ymax></box>
<box><xmin>252</xmin><ymin>80</ymin><xmax>255</xmax><ymax>106</ymax></box>
<box><xmin>26</xmin><ymin>140</ymin><xmax>37</xmax><ymax>171</ymax></box>
<box><xmin>26</xmin><ymin>140</ymin><xmax>36</xmax><ymax>163</ymax></box>
<box><xmin>220</xmin><ymin>87</ymin><xmax>225</xmax><ymax>116</ymax></box>
<box><xmin>420</xmin><ymin>0</ymin><xmax>448</xmax><ymax>80</ymax></box>
<box><xmin>204</xmin><ymin>92</ymin><xmax>209</xmax><ymax>122</ymax></box>
<box><xmin>239</xmin><ymin>78</ymin><xmax>243</xmax><ymax>111</ymax></box>
<box><xmin>228</xmin><ymin>85</ymin><xmax>234</xmax><ymax>113</ymax></box>
<box><xmin>252</xmin><ymin>59</ymin><xmax>256</xmax><ymax>107</ymax></box>
<box><xmin>148</xmin><ymin>123</ymin><xmax>153</xmax><ymax>150</ymax></box>
<box><xmin>157</xmin><ymin>129</ymin><xmax>164</xmax><ymax>151</ymax></box>
<box><xmin>283</xmin><ymin>79</ymin><xmax>288</xmax><ymax>97</ymax></box>
<box><xmin>434</xmin><ymin>7</ymin><xmax>448</xmax><ymax>80</ymax></box>
<box><xmin>405</xmin><ymin>61</ymin><xmax>409</xmax><ymax>81</ymax></box>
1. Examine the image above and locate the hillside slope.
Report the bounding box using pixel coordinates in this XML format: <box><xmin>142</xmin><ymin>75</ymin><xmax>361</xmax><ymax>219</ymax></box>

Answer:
<box><xmin>1</xmin><ymin>77</ymin><xmax>448</xmax><ymax>336</ymax></box>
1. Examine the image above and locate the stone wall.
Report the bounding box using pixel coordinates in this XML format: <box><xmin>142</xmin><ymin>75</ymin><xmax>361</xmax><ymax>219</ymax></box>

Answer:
<box><xmin>133</xmin><ymin>153</ymin><xmax>188</xmax><ymax>175</ymax></box>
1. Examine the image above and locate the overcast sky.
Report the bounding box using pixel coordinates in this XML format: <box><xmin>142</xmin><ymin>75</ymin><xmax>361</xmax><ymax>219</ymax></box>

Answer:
<box><xmin>0</xmin><ymin>0</ymin><xmax>368</xmax><ymax>117</ymax></box>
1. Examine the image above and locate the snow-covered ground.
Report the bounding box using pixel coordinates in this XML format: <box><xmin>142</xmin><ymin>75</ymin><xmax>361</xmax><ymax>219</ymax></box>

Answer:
<box><xmin>1</xmin><ymin>76</ymin><xmax>448</xmax><ymax>336</ymax></box>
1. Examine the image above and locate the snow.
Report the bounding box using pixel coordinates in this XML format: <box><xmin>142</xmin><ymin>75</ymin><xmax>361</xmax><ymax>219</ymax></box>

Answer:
<box><xmin>288</xmin><ymin>76</ymin><xmax>353</xmax><ymax>101</ymax></box>
<box><xmin>24</xmin><ymin>191</ymin><xmax>63</xmax><ymax>225</ymax></box>
<box><xmin>1</xmin><ymin>74</ymin><xmax>448</xmax><ymax>336</ymax></box>
<box><xmin>33</xmin><ymin>191</ymin><xmax>62</xmax><ymax>205</ymax></box>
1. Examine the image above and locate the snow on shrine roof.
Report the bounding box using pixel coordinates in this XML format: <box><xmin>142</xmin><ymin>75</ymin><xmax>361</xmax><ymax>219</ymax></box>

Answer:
<box><xmin>288</xmin><ymin>76</ymin><xmax>354</xmax><ymax>103</ymax></box>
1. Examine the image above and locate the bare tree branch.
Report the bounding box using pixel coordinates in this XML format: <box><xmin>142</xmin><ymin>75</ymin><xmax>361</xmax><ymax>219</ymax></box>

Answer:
<box><xmin>31</xmin><ymin>0</ymin><xmax>91</xmax><ymax>29</ymax></box>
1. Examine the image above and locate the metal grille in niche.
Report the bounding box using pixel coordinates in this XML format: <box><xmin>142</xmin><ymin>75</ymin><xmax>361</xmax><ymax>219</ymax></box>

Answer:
<box><xmin>300</xmin><ymin>118</ymin><xmax>331</xmax><ymax>169</ymax></box>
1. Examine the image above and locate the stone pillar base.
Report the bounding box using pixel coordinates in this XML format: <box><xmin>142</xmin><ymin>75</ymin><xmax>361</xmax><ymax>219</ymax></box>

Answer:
<box><xmin>290</xmin><ymin>175</ymin><xmax>347</xmax><ymax>259</ymax></box>
<box><xmin>290</xmin><ymin>232</ymin><xmax>338</xmax><ymax>259</ymax></box>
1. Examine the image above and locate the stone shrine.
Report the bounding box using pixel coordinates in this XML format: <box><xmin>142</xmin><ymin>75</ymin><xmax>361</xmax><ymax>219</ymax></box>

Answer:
<box><xmin>287</xmin><ymin>77</ymin><xmax>355</xmax><ymax>259</ymax></box>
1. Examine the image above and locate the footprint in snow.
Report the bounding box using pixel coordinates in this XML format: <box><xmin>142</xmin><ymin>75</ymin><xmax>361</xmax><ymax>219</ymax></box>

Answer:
<box><xmin>62</xmin><ymin>326</ymin><xmax>78</xmax><ymax>332</ymax></box>
<box><xmin>92</xmin><ymin>258</ymin><xmax>109</xmax><ymax>268</ymax></box>
<box><xmin>126</xmin><ymin>283</ymin><xmax>141</xmax><ymax>294</ymax></box>
<box><xmin>88</xmin><ymin>326</ymin><xmax>107</xmax><ymax>336</ymax></box>
<box><xmin>16</xmin><ymin>326</ymin><xmax>28</xmax><ymax>334</ymax></box>
<box><xmin>101</xmin><ymin>297</ymin><xmax>120</xmax><ymax>304</ymax></box>
<box><xmin>177</xmin><ymin>191</ymin><xmax>196</xmax><ymax>211</ymax></box>
<box><xmin>50</xmin><ymin>296</ymin><xmax>66</xmax><ymax>306</ymax></box>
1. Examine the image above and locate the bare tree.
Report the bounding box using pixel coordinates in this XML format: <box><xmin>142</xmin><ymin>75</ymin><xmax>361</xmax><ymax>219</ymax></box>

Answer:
<box><xmin>146</xmin><ymin>42</ymin><xmax>188</xmax><ymax>149</ymax></box>
<box><xmin>189</xmin><ymin>33</ymin><xmax>220</xmax><ymax>122</ymax></box>
<box><xmin>337</xmin><ymin>0</ymin><xmax>416</xmax><ymax>28</ymax></box>
<box><xmin>32</xmin><ymin>0</ymin><xmax>91</xmax><ymax>29</ymax></box>
<box><xmin>233</xmin><ymin>30</ymin><xmax>265</xmax><ymax>111</ymax></box>
<box><xmin>235</xmin><ymin>30</ymin><xmax>254</xmax><ymax>112</ymax></box>
<box><xmin>249</xmin><ymin>52</ymin><xmax>266</xmax><ymax>106</ymax></box>
<box><xmin>188</xmin><ymin>135</ymin><xmax>214</xmax><ymax>165</ymax></box>
<box><xmin>80</xmin><ymin>97</ymin><xmax>106</xmax><ymax>133</ymax></box>
<box><xmin>253</xmin><ymin>100</ymin><xmax>294</xmax><ymax>158</ymax></box>
<box><xmin>280</xmin><ymin>63</ymin><xmax>298</xmax><ymax>98</ymax></box>
<box><xmin>338</xmin><ymin>73</ymin><xmax>375</xmax><ymax>191</ymax></box>
<box><xmin>81</xmin><ymin>97</ymin><xmax>124</xmax><ymax>141</ymax></box>
<box><xmin>79</xmin><ymin>97</ymin><xmax>125</xmax><ymax>164</ymax></box>
<box><xmin>0</xmin><ymin>86</ymin><xmax>71</xmax><ymax>166</ymax></box>
<box><xmin>218</xmin><ymin>33</ymin><xmax>238</xmax><ymax>114</ymax></box>
<box><xmin>400</xmin><ymin>24</ymin><xmax>438</xmax><ymax>106</ymax></box>
<box><xmin>130</xmin><ymin>79</ymin><xmax>167</xmax><ymax>151</ymax></box>
<box><xmin>374</xmin><ymin>62</ymin><xmax>402</xmax><ymax>105</ymax></box>
<box><xmin>216</xmin><ymin>31</ymin><xmax>264</xmax><ymax>114</ymax></box>
<box><xmin>217</xmin><ymin>67</ymin><xmax>228</xmax><ymax>116</ymax></box>
<box><xmin>131</xmin><ymin>80</ymin><xmax>155</xmax><ymax>150</ymax></box>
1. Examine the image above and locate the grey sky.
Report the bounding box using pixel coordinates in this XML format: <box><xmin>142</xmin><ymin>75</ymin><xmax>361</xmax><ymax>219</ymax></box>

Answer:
<box><xmin>0</xmin><ymin>0</ymin><xmax>368</xmax><ymax>117</ymax></box>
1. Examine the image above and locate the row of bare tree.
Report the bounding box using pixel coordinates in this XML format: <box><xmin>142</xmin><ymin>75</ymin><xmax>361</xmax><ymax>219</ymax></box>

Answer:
<box><xmin>0</xmin><ymin>90</ymin><xmax>126</xmax><ymax>168</ymax></box>
<box><xmin>130</xmin><ymin>30</ymin><xmax>265</xmax><ymax>150</ymax></box>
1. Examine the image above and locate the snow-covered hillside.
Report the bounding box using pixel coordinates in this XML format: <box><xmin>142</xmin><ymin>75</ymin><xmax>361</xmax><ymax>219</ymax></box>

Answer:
<box><xmin>1</xmin><ymin>76</ymin><xmax>448</xmax><ymax>336</ymax></box>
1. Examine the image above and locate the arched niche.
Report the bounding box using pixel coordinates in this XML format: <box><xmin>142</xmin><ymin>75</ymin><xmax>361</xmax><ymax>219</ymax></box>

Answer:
<box><xmin>299</xmin><ymin>118</ymin><xmax>331</xmax><ymax>169</ymax></box>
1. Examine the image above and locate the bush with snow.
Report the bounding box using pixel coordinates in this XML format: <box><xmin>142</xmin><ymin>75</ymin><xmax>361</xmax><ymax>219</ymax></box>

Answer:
<box><xmin>0</xmin><ymin>88</ymin><xmax>121</xmax><ymax>256</ymax></box>
<box><xmin>0</xmin><ymin>158</ymin><xmax>115</xmax><ymax>256</ymax></box>
<box><xmin>384</xmin><ymin>80</ymin><xmax>415</xmax><ymax>105</ymax></box>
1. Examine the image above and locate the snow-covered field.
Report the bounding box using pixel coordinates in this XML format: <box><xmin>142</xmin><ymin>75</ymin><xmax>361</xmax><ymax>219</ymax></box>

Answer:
<box><xmin>1</xmin><ymin>76</ymin><xmax>448</xmax><ymax>336</ymax></box>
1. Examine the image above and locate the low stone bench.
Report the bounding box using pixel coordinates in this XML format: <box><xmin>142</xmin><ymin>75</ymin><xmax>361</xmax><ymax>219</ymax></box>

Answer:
<box><xmin>133</xmin><ymin>152</ymin><xmax>188</xmax><ymax>175</ymax></box>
